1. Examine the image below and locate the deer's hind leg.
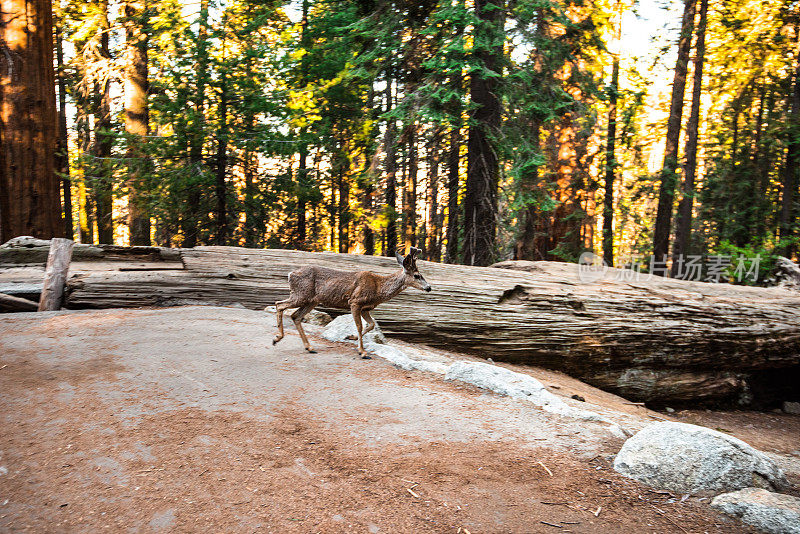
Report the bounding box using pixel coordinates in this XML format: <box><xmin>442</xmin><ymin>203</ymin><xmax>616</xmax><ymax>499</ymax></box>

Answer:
<box><xmin>350</xmin><ymin>304</ymin><xmax>370</xmax><ymax>359</ymax></box>
<box><xmin>291</xmin><ymin>303</ymin><xmax>318</xmax><ymax>353</ymax></box>
<box><xmin>361</xmin><ymin>309</ymin><xmax>376</xmax><ymax>334</ymax></box>
<box><xmin>272</xmin><ymin>297</ymin><xmax>301</xmax><ymax>345</ymax></box>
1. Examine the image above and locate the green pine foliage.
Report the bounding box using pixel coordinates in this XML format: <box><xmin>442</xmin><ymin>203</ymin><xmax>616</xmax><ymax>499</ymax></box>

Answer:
<box><xmin>55</xmin><ymin>0</ymin><xmax>800</xmax><ymax>281</ymax></box>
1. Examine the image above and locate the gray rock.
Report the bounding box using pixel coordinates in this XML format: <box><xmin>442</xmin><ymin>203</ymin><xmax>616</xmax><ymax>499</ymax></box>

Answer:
<box><xmin>613</xmin><ymin>421</ymin><xmax>788</xmax><ymax>495</ymax></box>
<box><xmin>444</xmin><ymin>361</ymin><xmax>628</xmax><ymax>437</ymax></box>
<box><xmin>784</xmin><ymin>402</ymin><xmax>800</xmax><ymax>415</ymax></box>
<box><xmin>321</xmin><ymin>314</ymin><xmax>386</xmax><ymax>345</ymax></box>
<box><xmin>711</xmin><ymin>488</ymin><xmax>800</xmax><ymax>534</ymax></box>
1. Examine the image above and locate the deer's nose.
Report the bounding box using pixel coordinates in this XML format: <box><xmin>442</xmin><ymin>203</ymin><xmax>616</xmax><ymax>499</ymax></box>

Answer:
<box><xmin>425</xmin><ymin>286</ymin><xmax>432</xmax><ymax>292</ymax></box>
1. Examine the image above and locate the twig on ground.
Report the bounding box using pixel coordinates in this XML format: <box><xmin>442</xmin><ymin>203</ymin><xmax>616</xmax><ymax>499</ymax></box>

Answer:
<box><xmin>649</xmin><ymin>503</ymin><xmax>689</xmax><ymax>533</ymax></box>
<box><xmin>593</xmin><ymin>506</ymin><xmax>602</xmax><ymax>516</ymax></box>
<box><xmin>537</xmin><ymin>461</ymin><xmax>554</xmax><ymax>477</ymax></box>
<box><xmin>540</xmin><ymin>521</ymin><xmax>562</xmax><ymax>528</ymax></box>
<box><xmin>407</xmin><ymin>488</ymin><xmax>420</xmax><ymax>498</ymax></box>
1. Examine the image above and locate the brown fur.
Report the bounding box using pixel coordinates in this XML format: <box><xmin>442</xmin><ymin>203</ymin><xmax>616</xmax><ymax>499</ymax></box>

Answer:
<box><xmin>271</xmin><ymin>249</ymin><xmax>431</xmax><ymax>357</ymax></box>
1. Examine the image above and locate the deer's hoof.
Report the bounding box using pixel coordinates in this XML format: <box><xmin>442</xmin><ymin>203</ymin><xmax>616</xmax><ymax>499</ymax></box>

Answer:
<box><xmin>272</xmin><ymin>337</ymin><xmax>281</xmax><ymax>345</ymax></box>
<box><xmin>361</xmin><ymin>354</ymin><xmax>372</xmax><ymax>360</ymax></box>
<box><xmin>345</xmin><ymin>334</ymin><xmax>357</xmax><ymax>340</ymax></box>
<box><xmin>306</xmin><ymin>348</ymin><xmax>317</xmax><ymax>354</ymax></box>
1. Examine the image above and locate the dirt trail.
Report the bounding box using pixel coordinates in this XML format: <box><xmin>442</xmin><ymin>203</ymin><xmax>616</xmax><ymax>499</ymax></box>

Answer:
<box><xmin>0</xmin><ymin>306</ymin><xmax>774</xmax><ymax>532</ymax></box>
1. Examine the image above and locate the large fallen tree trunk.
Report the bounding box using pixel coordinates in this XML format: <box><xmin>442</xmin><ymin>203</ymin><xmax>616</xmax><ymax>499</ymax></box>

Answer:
<box><xmin>61</xmin><ymin>246</ymin><xmax>800</xmax><ymax>406</ymax></box>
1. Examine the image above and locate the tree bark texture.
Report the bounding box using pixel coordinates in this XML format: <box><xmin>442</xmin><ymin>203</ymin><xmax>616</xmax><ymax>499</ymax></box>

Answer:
<box><xmin>61</xmin><ymin>246</ymin><xmax>800</xmax><ymax>405</ymax></box>
<box><xmin>38</xmin><ymin>237</ymin><xmax>73</xmax><ymax>310</ymax></box>
<box><xmin>462</xmin><ymin>0</ymin><xmax>504</xmax><ymax>266</ymax></box>
<box><xmin>0</xmin><ymin>0</ymin><xmax>63</xmax><ymax>242</ymax></box>
<box><xmin>672</xmin><ymin>0</ymin><xmax>708</xmax><ymax>273</ymax></box>
<box><xmin>652</xmin><ymin>0</ymin><xmax>696</xmax><ymax>266</ymax></box>
<box><xmin>124</xmin><ymin>0</ymin><xmax>151</xmax><ymax>245</ymax></box>
<box><xmin>94</xmin><ymin>0</ymin><xmax>114</xmax><ymax>245</ymax></box>
<box><xmin>55</xmin><ymin>12</ymin><xmax>73</xmax><ymax>238</ymax></box>
<box><xmin>779</xmin><ymin>43</ymin><xmax>800</xmax><ymax>256</ymax></box>
<box><xmin>603</xmin><ymin>57</ymin><xmax>619</xmax><ymax>267</ymax></box>
<box><xmin>383</xmin><ymin>78</ymin><xmax>398</xmax><ymax>256</ymax></box>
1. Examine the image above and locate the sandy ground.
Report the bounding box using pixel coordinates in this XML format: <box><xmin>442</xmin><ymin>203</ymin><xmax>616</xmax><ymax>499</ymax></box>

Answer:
<box><xmin>0</xmin><ymin>306</ymin><xmax>783</xmax><ymax>532</ymax></box>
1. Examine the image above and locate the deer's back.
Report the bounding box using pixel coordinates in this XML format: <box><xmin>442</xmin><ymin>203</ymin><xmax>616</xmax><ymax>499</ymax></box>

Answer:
<box><xmin>289</xmin><ymin>265</ymin><xmax>359</xmax><ymax>309</ymax></box>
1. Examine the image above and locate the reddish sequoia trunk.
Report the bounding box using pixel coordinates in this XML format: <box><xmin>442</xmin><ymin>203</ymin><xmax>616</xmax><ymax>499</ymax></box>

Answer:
<box><xmin>0</xmin><ymin>0</ymin><xmax>63</xmax><ymax>241</ymax></box>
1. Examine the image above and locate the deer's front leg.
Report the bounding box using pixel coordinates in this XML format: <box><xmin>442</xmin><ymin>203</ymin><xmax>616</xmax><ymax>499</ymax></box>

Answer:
<box><xmin>350</xmin><ymin>304</ymin><xmax>370</xmax><ymax>359</ymax></box>
<box><xmin>272</xmin><ymin>299</ymin><xmax>293</xmax><ymax>345</ymax></box>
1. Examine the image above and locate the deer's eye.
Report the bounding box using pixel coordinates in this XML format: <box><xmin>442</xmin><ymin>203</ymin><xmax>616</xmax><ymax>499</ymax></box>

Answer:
<box><xmin>414</xmin><ymin>274</ymin><xmax>421</xmax><ymax>279</ymax></box>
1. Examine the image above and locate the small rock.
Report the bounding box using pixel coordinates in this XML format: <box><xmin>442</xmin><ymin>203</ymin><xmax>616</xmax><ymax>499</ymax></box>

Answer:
<box><xmin>711</xmin><ymin>487</ymin><xmax>800</xmax><ymax>534</ymax></box>
<box><xmin>303</xmin><ymin>309</ymin><xmax>333</xmax><ymax>326</ymax></box>
<box><xmin>613</xmin><ymin>421</ymin><xmax>788</xmax><ymax>495</ymax></box>
<box><xmin>571</xmin><ymin>394</ymin><xmax>586</xmax><ymax>402</ymax></box>
<box><xmin>665</xmin><ymin>407</ymin><xmax>675</xmax><ymax>413</ymax></box>
<box><xmin>783</xmin><ymin>401</ymin><xmax>800</xmax><ymax>415</ymax></box>
<box><xmin>322</xmin><ymin>314</ymin><xmax>386</xmax><ymax>345</ymax></box>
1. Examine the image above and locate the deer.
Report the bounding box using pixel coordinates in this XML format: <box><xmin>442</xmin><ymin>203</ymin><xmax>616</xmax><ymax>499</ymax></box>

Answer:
<box><xmin>271</xmin><ymin>247</ymin><xmax>431</xmax><ymax>358</ymax></box>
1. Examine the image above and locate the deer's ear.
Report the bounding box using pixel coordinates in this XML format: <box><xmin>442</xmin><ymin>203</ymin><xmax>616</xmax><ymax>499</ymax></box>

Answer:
<box><xmin>411</xmin><ymin>247</ymin><xmax>422</xmax><ymax>258</ymax></box>
<box><xmin>395</xmin><ymin>250</ymin><xmax>405</xmax><ymax>266</ymax></box>
<box><xmin>403</xmin><ymin>254</ymin><xmax>414</xmax><ymax>270</ymax></box>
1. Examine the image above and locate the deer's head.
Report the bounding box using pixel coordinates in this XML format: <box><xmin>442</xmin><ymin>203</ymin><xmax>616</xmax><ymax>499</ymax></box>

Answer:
<box><xmin>395</xmin><ymin>247</ymin><xmax>432</xmax><ymax>292</ymax></box>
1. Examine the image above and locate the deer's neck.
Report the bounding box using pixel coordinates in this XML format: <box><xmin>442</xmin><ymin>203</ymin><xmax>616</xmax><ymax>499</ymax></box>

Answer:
<box><xmin>378</xmin><ymin>269</ymin><xmax>407</xmax><ymax>302</ymax></box>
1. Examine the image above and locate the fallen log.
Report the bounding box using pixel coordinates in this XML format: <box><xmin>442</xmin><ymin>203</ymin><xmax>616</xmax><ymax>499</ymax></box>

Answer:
<box><xmin>0</xmin><ymin>292</ymin><xmax>39</xmax><ymax>312</ymax></box>
<box><xmin>63</xmin><ymin>246</ymin><xmax>800</xmax><ymax>406</ymax></box>
<box><xmin>0</xmin><ymin>235</ymin><xmax>181</xmax><ymax>264</ymax></box>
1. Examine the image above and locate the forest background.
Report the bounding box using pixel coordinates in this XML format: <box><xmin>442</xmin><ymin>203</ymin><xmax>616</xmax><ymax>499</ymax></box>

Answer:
<box><xmin>35</xmin><ymin>0</ymin><xmax>800</xmax><ymax>279</ymax></box>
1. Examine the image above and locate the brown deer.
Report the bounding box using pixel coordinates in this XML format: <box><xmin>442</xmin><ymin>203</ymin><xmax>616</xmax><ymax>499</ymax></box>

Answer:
<box><xmin>271</xmin><ymin>247</ymin><xmax>431</xmax><ymax>357</ymax></box>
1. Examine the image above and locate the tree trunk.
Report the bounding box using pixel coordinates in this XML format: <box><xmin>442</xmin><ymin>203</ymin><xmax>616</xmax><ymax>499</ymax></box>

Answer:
<box><xmin>445</xmin><ymin>114</ymin><xmax>462</xmax><ymax>264</ymax></box>
<box><xmin>215</xmin><ymin>40</ymin><xmax>228</xmax><ymax>245</ymax></box>
<box><xmin>779</xmin><ymin>47</ymin><xmax>800</xmax><ymax>257</ymax></box>
<box><xmin>672</xmin><ymin>0</ymin><xmax>707</xmax><ymax>275</ymax></box>
<box><xmin>124</xmin><ymin>0</ymin><xmax>151</xmax><ymax>246</ymax></box>
<box><xmin>404</xmin><ymin>122</ymin><xmax>418</xmax><ymax>248</ymax></box>
<box><xmin>337</xmin><ymin>156</ymin><xmax>350</xmax><ymax>253</ymax></box>
<box><xmin>515</xmin><ymin>120</ymin><xmax>542</xmax><ymax>261</ymax></box>
<box><xmin>0</xmin><ymin>0</ymin><xmax>63</xmax><ymax>242</ymax></box>
<box><xmin>384</xmin><ymin>77</ymin><xmax>398</xmax><ymax>256</ymax></box>
<box><xmin>64</xmin><ymin>246</ymin><xmax>800</xmax><ymax>406</ymax></box>
<box><xmin>94</xmin><ymin>0</ymin><xmax>114</xmax><ymax>245</ymax></box>
<box><xmin>55</xmin><ymin>10</ymin><xmax>73</xmax><ymax>239</ymax></box>
<box><xmin>462</xmin><ymin>0</ymin><xmax>504</xmax><ymax>266</ymax></box>
<box><xmin>242</xmin><ymin>34</ymin><xmax>256</xmax><ymax>248</ymax></box>
<box><xmin>183</xmin><ymin>0</ymin><xmax>210</xmax><ymax>248</ymax></box>
<box><xmin>444</xmin><ymin>17</ymin><xmax>464</xmax><ymax>265</ymax></box>
<box><xmin>603</xmin><ymin>57</ymin><xmax>619</xmax><ymax>267</ymax></box>
<box><xmin>296</xmin><ymin>0</ymin><xmax>310</xmax><ymax>249</ymax></box>
<box><xmin>426</xmin><ymin>128</ymin><xmax>441</xmax><ymax>261</ymax></box>
<box><xmin>652</xmin><ymin>0</ymin><xmax>696</xmax><ymax>268</ymax></box>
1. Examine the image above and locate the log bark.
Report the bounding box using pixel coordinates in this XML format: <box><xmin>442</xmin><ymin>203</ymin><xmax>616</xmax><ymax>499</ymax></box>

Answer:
<box><xmin>0</xmin><ymin>292</ymin><xmax>39</xmax><ymax>312</ymax></box>
<box><xmin>38</xmin><ymin>238</ymin><xmax>74</xmax><ymax>311</ymax></box>
<box><xmin>0</xmin><ymin>236</ymin><xmax>181</xmax><ymax>264</ymax></box>
<box><xmin>62</xmin><ymin>246</ymin><xmax>800</xmax><ymax>405</ymax></box>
